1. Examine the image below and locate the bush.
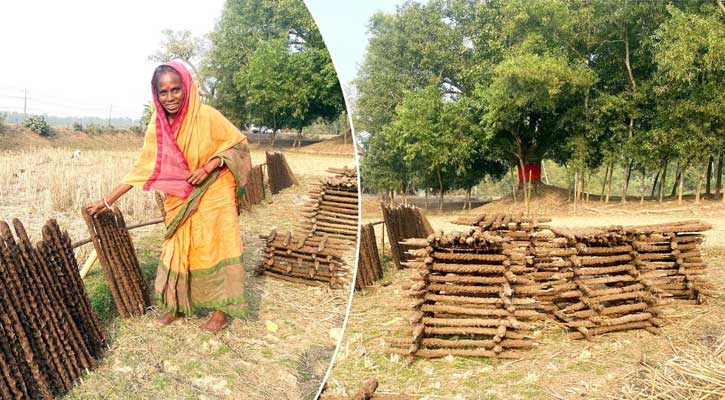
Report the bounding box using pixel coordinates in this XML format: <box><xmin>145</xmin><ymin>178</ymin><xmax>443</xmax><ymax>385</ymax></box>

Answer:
<box><xmin>128</xmin><ymin>124</ymin><xmax>144</xmax><ymax>135</ymax></box>
<box><xmin>85</xmin><ymin>123</ymin><xmax>103</xmax><ymax>135</ymax></box>
<box><xmin>23</xmin><ymin>115</ymin><xmax>50</xmax><ymax>136</ymax></box>
<box><xmin>72</xmin><ymin>122</ymin><xmax>83</xmax><ymax>131</ymax></box>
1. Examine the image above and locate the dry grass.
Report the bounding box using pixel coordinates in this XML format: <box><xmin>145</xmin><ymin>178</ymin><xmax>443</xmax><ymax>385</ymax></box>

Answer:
<box><xmin>0</xmin><ymin>135</ymin><xmax>356</xmax><ymax>399</ymax></box>
<box><xmin>326</xmin><ymin>197</ymin><xmax>725</xmax><ymax>400</ymax></box>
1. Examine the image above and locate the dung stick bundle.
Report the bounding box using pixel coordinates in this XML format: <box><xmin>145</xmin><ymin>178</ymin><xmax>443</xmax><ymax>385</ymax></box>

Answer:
<box><xmin>266</xmin><ymin>151</ymin><xmax>298</xmax><ymax>194</ymax></box>
<box><xmin>381</xmin><ymin>203</ymin><xmax>433</xmax><ymax>270</ymax></box>
<box><xmin>355</xmin><ymin>223</ymin><xmax>384</xmax><ymax>290</ymax></box>
<box><xmin>82</xmin><ymin>207</ymin><xmax>150</xmax><ymax>318</ymax></box>
<box><xmin>0</xmin><ymin>218</ymin><xmax>106</xmax><ymax>399</ymax></box>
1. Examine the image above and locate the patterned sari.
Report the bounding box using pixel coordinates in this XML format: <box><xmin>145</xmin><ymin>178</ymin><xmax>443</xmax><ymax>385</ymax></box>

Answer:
<box><xmin>123</xmin><ymin>60</ymin><xmax>251</xmax><ymax>317</ymax></box>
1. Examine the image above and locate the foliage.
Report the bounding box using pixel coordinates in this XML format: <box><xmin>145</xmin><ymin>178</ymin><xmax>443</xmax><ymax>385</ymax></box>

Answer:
<box><xmin>22</xmin><ymin>115</ymin><xmax>50</xmax><ymax>136</ymax></box>
<box><xmin>72</xmin><ymin>122</ymin><xmax>83</xmax><ymax>132</ymax></box>
<box><xmin>356</xmin><ymin>0</ymin><xmax>722</xmax><ymax>201</ymax></box>
<box><xmin>140</xmin><ymin>102</ymin><xmax>154</xmax><ymax>130</ymax></box>
<box><xmin>204</xmin><ymin>0</ymin><xmax>341</xmax><ymax>131</ymax></box>
<box><xmin>149</xmin><ymin>29</ymin><xmax>211</xmax><ymax>98</ymax></box>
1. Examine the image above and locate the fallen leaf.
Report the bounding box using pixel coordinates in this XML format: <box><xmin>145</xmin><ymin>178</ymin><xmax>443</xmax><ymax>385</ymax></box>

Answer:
<box><xmin>265</xmin><ymin>320</ymin><xmax>279</xmax><ymax>333</ymax></box>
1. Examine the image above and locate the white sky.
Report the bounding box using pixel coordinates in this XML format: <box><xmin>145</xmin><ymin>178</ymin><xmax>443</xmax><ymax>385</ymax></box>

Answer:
<box><xmin>0</xmin><ymin>0</ymin><xmax>409</xmax><ymax>120</ymax></box>
<box><xmin>0</xmin><ymin>0</ymin><xmax>224</xmax><ymax>119</ymax></box>
<box><xmin>304</xmin><ymin>0</ymin><xmax>408</xmax><ymax>85</ymax></box>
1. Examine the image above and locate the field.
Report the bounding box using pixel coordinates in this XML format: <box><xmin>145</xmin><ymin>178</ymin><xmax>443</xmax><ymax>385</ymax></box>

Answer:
<box><xmin>0</xmin><ymin>128</ymin><xmax>357</xmax><ymax>399</ymax></box>
<box><xmin>326</xmin><ymin>194</ymin><xmax>725</xmax><ymax>399</ymax></box>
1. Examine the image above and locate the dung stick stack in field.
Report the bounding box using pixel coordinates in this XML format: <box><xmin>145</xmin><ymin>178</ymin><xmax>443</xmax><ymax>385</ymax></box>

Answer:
<box><xmin>452</xmin><ymin>212</ymin><xmax>552</xmax><ymax>234</ymax></box>
<box><xmin>355</xmin><ymin>223</ymin><xmax>384</xmax><ymax>290</ymax></box>
<box><xmin>381</xmin><ymin>203</ymin><xmax>434</xmax><ymax>269</ymax></box>
<box><xmin>82</xmin><ymin>207</ymin><xmax>150</xmax><ymax>318</ymax></box>
<box><xmin>300</xmin><ymin>167</ymin><xmax>359</xmax><ymax>242</ymax></box>
<box><xmin>320</xmin><ymin>378</ymin><xmax>416</xmax><ymax>400</ymax></box>
<box><xmin>386</xmin><ymin>230</ymin><xmax>543</xmax><ymax>361</ymax></box>
<box><xmin>0</xmin><ymin>218</ymin><xmax>106</xmax><ymax>399</ymax></box>
<box><xmin>549</xmin><ymin>227</ymin><xmax>662</xmax><ymax>340</ymax></box>
<box><xmin>257</xmin><ymin>230</ymin><xmax>349</xmax><ymax>289</ymax></box>
<box><xmin>619</xmin><ymin>220</ymin><xmax>711</xmax><ymax>304</ymax></box>
<box><xmin>266</xmin><ymin>151</ymin><xmax>298</xmax><ymax>194</ymax></box>
<box><xmin>240</xmin><ymin>164</ymin><xmax>266</xmax><ymax>211</ymax></box>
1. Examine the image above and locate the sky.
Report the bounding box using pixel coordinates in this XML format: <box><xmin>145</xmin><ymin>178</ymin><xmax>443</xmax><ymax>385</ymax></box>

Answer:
<box><xmin>0</xmin><ymin>0</ymin><xmax>406</xmax><ymax>120</ymax></box>
<box><xmin>304</xmin><ymin>0</ymin><xmax>407</xmax><ymax>86</ymax></box>
<box><xmin>0</xmin><ymin>0</ymin><xmax>224</xmax><ymax>119</ymax></box>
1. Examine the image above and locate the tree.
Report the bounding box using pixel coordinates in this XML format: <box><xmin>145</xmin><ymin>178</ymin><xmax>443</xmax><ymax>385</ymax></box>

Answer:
<box><xmin>476</xmin><ymin>53</ymin><xmax>594</xmax><ymax>207</ymax></box>
<box><xmin>204</xmin><ymin>0</ymin><xmax>329</xmax><ymax>128</ymax></box>
<box><xmin>149</xmin><ymin>30</ymin><xmax>211</xmax><ymax>98</ymax></box>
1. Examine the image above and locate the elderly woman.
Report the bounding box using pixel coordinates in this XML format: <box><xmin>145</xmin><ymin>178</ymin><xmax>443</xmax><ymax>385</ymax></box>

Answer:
<box><xmin>86</xmin><ymin>60</ymin><xmax>251</xmax><ymax>333</ymax></box>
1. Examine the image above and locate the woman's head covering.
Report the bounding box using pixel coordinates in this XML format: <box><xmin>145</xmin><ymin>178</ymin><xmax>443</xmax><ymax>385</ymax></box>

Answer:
<box><xmin>123</xmin><ymin>59</ymin><xmax>248</xmax><ymax>202</ymax></box>
<box><xmin>142</xmin><ymin>60</ymin><xmax>200</xmax><ymax>198</ymax></box>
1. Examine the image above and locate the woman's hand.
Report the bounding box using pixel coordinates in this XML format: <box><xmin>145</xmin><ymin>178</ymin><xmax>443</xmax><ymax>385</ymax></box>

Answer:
<box><xmin>186</xmin><ymin>168</ymin><xmax>209</xmax><ymax>186</ymax></box>
<box><xmin>85</xmin><ymin>199</ymin><xmax>108</xmax><ymax>216</ymax></box>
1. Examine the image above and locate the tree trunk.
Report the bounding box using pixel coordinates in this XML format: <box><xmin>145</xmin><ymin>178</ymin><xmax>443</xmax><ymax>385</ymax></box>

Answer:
<box><xmin>600</xmin><ymin>163</ymin><xmax>610</xmax><ymax>201</ymax></box>
<box><xmin>716</xmin><ymin>154</ymin><xmax>723</xmax><ymax>198</ymax></box>
<box><xmin>695</xmin><ymin>160</ymin><xmax>707</xmax><ymax>204</ymax></box>
<box><xmin>651</xmin><ymin>169</ymin><xmax>660</xmax><ymax>198</ymax></box>
<box><xmin>510</xmin><ymin>167</ymin><xmax>517</xmax><ymax>204</ymax></box>
<box><xmin>605</xmin><ymin>162</ymin><xmax>614</xmax><ymax>203</ymax></box>
<box><xmin>671</xmin><ymin>165</ymin><xmax>681</xmax><ymax>198</ymax></box>
<box><xmin>640</xmin><ymin>168</ymin><xmax>646</xmax><ymax>204</ymax></box>
<box><xmin>270</xmin><ymin>131</ymin><xmax>277</xmax><ymax>147</ymax></box>
<box><xmin>706</xmin><ymin>156</ymin><xmax>713</xmax><ymax>196</ymax></box>
<box><xmin>437</xmin><ymin>169</ymin><xmax>444</xmax><ymax>212</ymax></box>
<box><xmin>424</xmin><ymin>188</ymin><xmax>429</xmax><ymax>209</ymax></box>
<box><xmin>622</xmin><ymin>161</ymin><xmax>631</xmax><ymax>204</ymax></box>
<box><xmin>574</xmin><ymin>172</ymin><xmax>578</xmax><ymax>212</ymax></box>
<box><xmin>678</xmin><ymin>166</ymin><xmax>685</xmax><ymax>204</ymax></box>
<box><xmin>519</xmin><ymin>157</ymin><xmax>529</xmax><ymax>210</ymax></box>
<box><xmin>659</xmin><ymin>160</ymin><xmax>668</xmax><ymax>203</ymax></box>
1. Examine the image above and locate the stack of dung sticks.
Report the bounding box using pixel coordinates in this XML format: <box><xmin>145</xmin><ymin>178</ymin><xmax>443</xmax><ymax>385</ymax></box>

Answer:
<box><xmin>546</xmin><ymin>227</ymin><xmax>663</xmax><ymax>340</ymax></box>
<box><xmin>258</xmin><ymin>167</ymin><xmax>358</xmax><ymax>288</ymax></box>
<box><xmin>240</xmin><ymin>164</ymin><xmax>266</xmax><ymax>211</ymax></box>
<box><xmin>381</xmin><ymin>203</ymin><xmax>434</xmax><ymax>269</ymax></box>
<box><xmin>619</xmin><ymin>220</ymin><xmax>711</xmax><ymax>304</ymax></box>
<box><xmin>355</xmin><ymin>223</ymin><xmax>384</xmax><ymax>290</ymax></box>
<box><xmin>83</xmin><ymin>207</ymin><xmax>150</xmax><ymax>318</ymax></box>
<box><xmin>388</xmin><ymin>213</ymin><xmax>712</xmax><ymax>360</ymax></box>
<box><xmin>0</xmin><ymin>218</ymin><xmax>106</xmax><ymax>399</ymax></box>
<box><xmin>300</xmin><ymin>167</ymin><xmax>359</xmax><ymax>242</ymax></box>
<box><xmin>259</xmin><ymin>230</ymin><xmax>348</xmax><ymax>289</ymax></box>
<box><xmin>266</xmin><ymin>151</ymin><xmax>298</xmax><ymax>195</ymax></box>
<box><xmin>386</xmin><ymin>230</ymin><xmax>544</xmax><ymax>361</ymax></box>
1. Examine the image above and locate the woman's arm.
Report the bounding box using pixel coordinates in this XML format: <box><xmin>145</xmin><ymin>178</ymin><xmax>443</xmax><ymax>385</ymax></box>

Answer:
<box><xmin>85</xmin><ymin>183</ymin><xmax>133</xmax><ymax>215</ymax></box>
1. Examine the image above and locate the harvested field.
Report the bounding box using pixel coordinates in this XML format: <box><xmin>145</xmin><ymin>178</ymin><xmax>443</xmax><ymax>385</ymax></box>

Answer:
<box><xmin>0</xmin><ymin>136</ymin><xmax>356</xmax><ymax>399</ymax></box>
<box><xmin>327</xmin><ymin>195</ymin><xmax>724</xmax><ymax>399</ymax></box>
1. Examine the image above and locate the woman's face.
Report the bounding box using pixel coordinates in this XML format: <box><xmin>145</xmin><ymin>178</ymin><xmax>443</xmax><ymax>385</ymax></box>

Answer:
<box><xmin>156</xmin><ymin>71</ymin><xmax>185</xmax><ymax>117</ymax></box>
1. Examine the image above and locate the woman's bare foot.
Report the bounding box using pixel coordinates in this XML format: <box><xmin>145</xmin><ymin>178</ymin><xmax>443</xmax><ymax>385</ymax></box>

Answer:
<box><xmin>157</xmin><ymin>312</ymin><xmax>183</xmax><ymax>326</ymax></box>
<box><xmin>200</xmin><ymin>310</ymin><xmax>228</xmax><ymax>334</ymax></box>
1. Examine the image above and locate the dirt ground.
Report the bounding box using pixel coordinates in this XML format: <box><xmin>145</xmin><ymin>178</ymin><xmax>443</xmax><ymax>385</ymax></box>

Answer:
<box><xmin>0</xmin><ymin>130</ymin><xmax>357</xmax><ymax>399</ymax></box>
<box><xmin>326</xmin><ymin>194</ymin><xmax>724</xmax><ymax>400</ymax></box>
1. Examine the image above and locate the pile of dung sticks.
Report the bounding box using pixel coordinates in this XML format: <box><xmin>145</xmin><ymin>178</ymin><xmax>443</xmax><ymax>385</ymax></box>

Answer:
<box><xmin>266</xmin><ymin>151</ymin><xmax>298</xmax><ymax>195</ymax></box>
<box><xmin>82</xmin><ymin>207</ymin><xmax>150</xmax><ymax>318</ymax></box>
<box><xmin>388</xmin><ymin>214</ymin><xmax>712</xmax><ymax>360</ymax></box>
<box><xmin>0</xmin><ymin>218</ymin><xmax>106</xmax><ymax>399</ymax></box>
<box><xmin>547</xmin><ymin>227</ymin><xmax>662</xmax><ymax>340</ymax></box>
<box><xmin>258</xmin><ymin>230</ymin><xmax>349</xmax><ymax>289</ymax></box>
<box><xmin>452</xmin><ymin>212</ymin><xmax>552</xmax><ymax>234</ymax></box>
<box><xmin>381</xmin><ymin>203</ymin><xmax>433</xmax><ymax>269</ymax></box>
<box><xmin>386</xmin><ymin>230</ymin><xmax>544</xmax><ymax>360</ymax></box>
<box><xmin>300</xmin><ymin>167</ymin><xmax>359</xmax><ymax>242</ymax></box>
<box><xmin>320</xmin><ymin>378</ymin><xmax>416</xmax><ymax>400</ymax></box>
<box><xmin>619</xmin><ymin>220</ymin><xmax>711</xmax><ymax>304</ymax></box>
<box><xmin>259</xmin><ymin>167</ymin><xmax>357</xmax><ymax>289</ymax></box>
<box><xmin>240</xmin><ymin>164</ymin><xmax>266</xmax><ymax>211</ymax></box>
<box><xmin>355</xmin><ymin>223</ymin><xmax>384</xmax><ymax>290</ymax></box>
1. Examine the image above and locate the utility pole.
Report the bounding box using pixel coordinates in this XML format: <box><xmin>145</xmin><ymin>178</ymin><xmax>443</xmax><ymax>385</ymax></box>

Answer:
<box><xmin>108</xmin><ymin>104</ymin><xmax>112</xmax><ymax>127</ymax></box>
